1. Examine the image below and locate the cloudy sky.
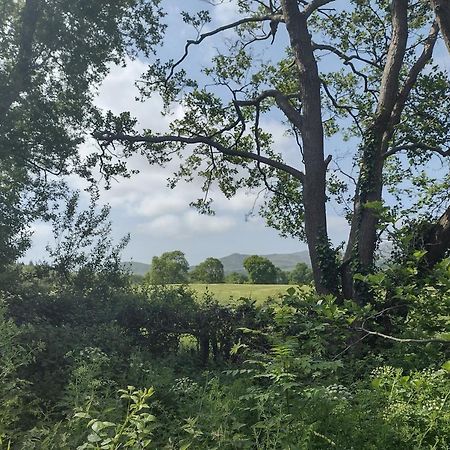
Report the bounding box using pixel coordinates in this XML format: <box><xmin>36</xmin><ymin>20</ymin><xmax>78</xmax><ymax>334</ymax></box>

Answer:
<box><xmin>26</xmin><ymin>1</ymin><xmax>449</xmax><ymax>266</ymax></box>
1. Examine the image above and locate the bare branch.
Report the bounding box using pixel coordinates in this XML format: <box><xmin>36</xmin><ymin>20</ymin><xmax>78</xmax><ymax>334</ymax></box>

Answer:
<box><xmin>303</xmin><ymin>0</ymin><xmax>335</xmax><ymax>18</ymax></box>
<box><xmin>312</xmin><ymin>42</ymin><xmax>382</xmax><ymax>68</ymax></box>
<box><xmin>388</xmin><ymin>21</ymin><xmax>439</xmax><ymax>128</ymax></box>
<box><xmin>357</xmin><ymin>326</ymin><xmax>450</xmax><ymax>344</ymax></box>
<box><xmin>166</xmin><ymin>13</ymin><xmax>284</xmax><ymax>82</ymax></box>
<box><xmin>93</xmin><ymin>132</ymin><xmax>305</xmax><ymax>182</ymax></box>
<box><xmin>384</xmin><ymin>142</ymin><xmax>450</xmax><ymax>159</ymax></box>
<box><xmin>376</xmin><ymin>0</ymin><xmax>409</xmax><ymax>119</ymax></box>
<box><xmin>235</xmin><ymin>89</ymin><xmax>303</xmax><ymax>130</ymax></box>
<box><xmin>320</xmin><ymin>78</ymin><xmax>364</xmax><ymax>135</ymax></box>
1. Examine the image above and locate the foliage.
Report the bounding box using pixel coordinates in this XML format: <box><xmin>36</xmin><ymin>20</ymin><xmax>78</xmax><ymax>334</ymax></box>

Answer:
<box><xmin>1</xmin><ymin>251</ymin><xmax>450</xmax><ymax>449</ymax></box>
<box><xmin>74</xmin><ymin>386</ymin><xmax>156</xmax><ymax>450</ymax></box>
<box><xmin>0</xmin><ymin>301</ymin><xmax>41</xmax><ymax>445</ymax></box>
<box><xmin>190</xmin><ymin>257</ymin><xmax>224</xmax><ymax>284</ymax></box>
<box><xmin>0</xmin><ymin>0</ymin><xmax>164</xmax><ymax>265</ymax></box>
<box><xmin>289</xmin><ymin>262</ymin><xmax>313</xmax><ymax>285</ymax></box>
<box><xmin>146</xmin><ymin>250</ymin><xmax>190</xmax><ymax>285</ymax></box>
<box><xmin>275</xmin><ymin>267</ymin><xmax>289</xmax><ymax>284</ymax></box>
<box><xmin>243</xmin><ymin>255</ymin><xmax>278</xmax><ymax>284</ymax></box>
<box><xmin>224</xmin><ymin>271</ymin><xmax>249</xmax><ymax>284</ymax></box>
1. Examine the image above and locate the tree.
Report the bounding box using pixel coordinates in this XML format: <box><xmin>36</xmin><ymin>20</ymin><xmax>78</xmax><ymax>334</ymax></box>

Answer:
<box><xmin>244</xmin><ymin>255</ymin><xmax>278</xmax><ymax>284</ymax></box>
<box><xmin>147</xmin><ymin>251</ymin><xmax>189</xmax><ymax>285</ymax></box>
<box><xmin>225</xmin><ymin>272</ymin><xmax>249</xmax><ymax>284</ymax></box>
<box><xmin>0</xmin><ymin>0</ymin><xmax>163</xmax><ymax>266</ymax></box>
<box><xmin>94</xmin><ymin>1</ymin><xmax>450</xmax><ymax>302</ymax></box>
<box><xmin>190</xmin><ymin>257</ymin><xmax>224</xmax><ymax>283</ymax></box>
<box><xmin>289</xmin><ymin>262</ymin><xmax>313</xmax><ymax>285</ymax></box>
<box><xmin>275</xmin><ymin>267</ymin><xmax>289</xmax><ymax>284</ymax></box>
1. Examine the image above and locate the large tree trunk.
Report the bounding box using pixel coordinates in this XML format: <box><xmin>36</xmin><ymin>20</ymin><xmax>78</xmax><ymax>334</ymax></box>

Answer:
<box><xmin>431</xmin><ymin>0</ymin><xmax>450</xmax><ymax>52</ymax></box>
<box><xmin>281</xmin><ymin>0</ymin><xmax>338</xmax><ymax>295</ymax></box>
<box><xmin>343</xmin><ymin>0</ymin><xmax>409</xmax><ymax>301</ymax></box>
<box><xmin>423</xmin><ymin>205</ymin><xmax>450</xmax><ymax>267</ymax></box>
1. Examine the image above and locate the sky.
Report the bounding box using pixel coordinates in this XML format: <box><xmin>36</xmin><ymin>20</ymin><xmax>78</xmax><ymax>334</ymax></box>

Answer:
<box><xmin>25</xmin><ymin>0</ymin><xmax>449</xmax><ymax>266</ymax></box>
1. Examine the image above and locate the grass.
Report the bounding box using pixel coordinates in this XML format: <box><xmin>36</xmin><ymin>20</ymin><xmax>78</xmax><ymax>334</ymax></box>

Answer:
<box><xmin>184</xmin><ymin>283</ymin><xmax>294</xmax><ymax>304</ymax></box>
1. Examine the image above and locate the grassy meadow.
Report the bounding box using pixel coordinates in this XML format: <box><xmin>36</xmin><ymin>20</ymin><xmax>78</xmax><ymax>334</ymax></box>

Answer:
<box><xmin>182</xmin><ymin>283</ymin><xmax>295</xmax><ymax>304</ymax></box>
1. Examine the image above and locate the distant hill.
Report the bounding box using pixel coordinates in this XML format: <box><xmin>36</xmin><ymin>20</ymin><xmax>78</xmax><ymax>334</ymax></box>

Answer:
<box><xmin>121</xmin><ymin>261</ymin><xmax>150</xmax><ymax>276</ymax></box>
<box><xmin>122</xmin><ymin>251</ymin><xmax>311</xmax><ymax>276</ymax></box>
<box><xmin>220</xmin><ymin>251</ymin><xmax>310</xmax><ymax>274</ymax></box>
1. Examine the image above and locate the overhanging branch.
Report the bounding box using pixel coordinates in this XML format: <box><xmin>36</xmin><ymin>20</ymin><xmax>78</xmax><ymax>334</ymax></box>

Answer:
<box><xmin>93</xmin><ymin>132</ymin><xmax>305</xmax><ymax>182</ymax></box>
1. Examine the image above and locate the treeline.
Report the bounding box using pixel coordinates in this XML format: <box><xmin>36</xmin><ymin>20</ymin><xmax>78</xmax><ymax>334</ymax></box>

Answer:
<box><xmin>140</xmin><ymin>250</ymin><xmax>313</xmax><ymax>285</ymax></box>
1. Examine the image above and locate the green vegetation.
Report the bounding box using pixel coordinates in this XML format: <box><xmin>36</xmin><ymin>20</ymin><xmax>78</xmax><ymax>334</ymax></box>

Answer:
<box><xmin>190</xmin><ymin>257</ymin><xmax>225</xmax><ymax>284</ymax></box>
<box><xmin>182</xmin><ymin>283</ymin><xmax>292</xmax><ymax>304</ymax></box>
<box><xmin>2</xmin><ymin>1</ymin><xmax>450</xmax><ymax>449</ymax></box>
<box><xmin>1</xmin><ymin>252</ymin><xmax>449</xmax><ymax>449</ymax></box>
<box><xmin>146</xmin><ymin>250</ymin><xmax>190</xmax><ymax>284</ymax></box>
<box><xmin>243</xmin><ymin>255</ymin><xmax>278</xmax><ymax>284</ymax></box>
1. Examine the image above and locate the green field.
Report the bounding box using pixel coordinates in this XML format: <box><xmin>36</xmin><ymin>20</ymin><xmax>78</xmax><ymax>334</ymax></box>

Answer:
<box><xmin>184</xmin><ymin>283</ymin><xmax>293</xmax><ymax>304</ymax></box>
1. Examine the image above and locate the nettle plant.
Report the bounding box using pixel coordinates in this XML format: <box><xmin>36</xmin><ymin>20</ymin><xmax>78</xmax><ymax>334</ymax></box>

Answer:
<box><xmin>74</xmin><ymin>386</ymin><xmax>156</xmax><ymax>450</ymax></box>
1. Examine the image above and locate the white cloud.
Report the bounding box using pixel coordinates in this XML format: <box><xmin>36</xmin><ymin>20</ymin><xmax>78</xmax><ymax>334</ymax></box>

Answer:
<box><xmin>210</xmin><ymin>0</ymin><xmax>240</xmax><ymax>26</ymax></box>
<box><xmin>138</xmin><ymin>210</ymin><xmax>236</xmax><ymax>238</ymax></box>
<box><xmin>95</xmin><ymin>58</ymin><xmax>184</xmax><ymax>132</ymax></box>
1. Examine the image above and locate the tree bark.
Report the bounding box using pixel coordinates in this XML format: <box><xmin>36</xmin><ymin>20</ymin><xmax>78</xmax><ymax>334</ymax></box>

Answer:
<box><xmin>0</xmin><ymin>0</ymin><xmax>41</xmax><ymax>123</ymax></box>
<box><xmin>423</xmin><ymin>205</ymin><xmax>450</xmax><ymax>267</ymax></box>
<box><xmin>431</xmin><ymin>0</ymin><xmax>450</xmax><ymax>52</ymax></box>
<box><xmin>280</xmin><ymin>0</ymin><xmax>337</xmax><ymax>294</ymax></box>
<box><xmin>343</xmin><ymin>0</ymin><xmax>409</xmax><ymax>300</ymax></box>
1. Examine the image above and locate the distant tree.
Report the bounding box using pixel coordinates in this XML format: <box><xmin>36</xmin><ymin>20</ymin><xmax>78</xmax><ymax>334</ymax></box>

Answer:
<box><xmin>289</xmin><ymin>262</ymin><xmax>313</xmax><ymax>285</ymax></box>
<box><xmin>147</xmin><ymin>251</ymin><xmax>189</xmax><ymax>285</ymax></box>
<box><xmin>225</xmin><ymin>272</ymin><xmax>248</xmax><ymax>284</ymax></box>
<box><xmin>190</xmin><ymin>257</ymin><xmax>224</xmax><ymax>284</ymax></box>
<box><xmin>275</xmin><ymin>267</ymin><xmax>289</xmax><ymax>285</ymax></box>
<box><xmin>243</xmin><ymin>255</ymin><xmax>277</xmax><ymax>284</ymax></box>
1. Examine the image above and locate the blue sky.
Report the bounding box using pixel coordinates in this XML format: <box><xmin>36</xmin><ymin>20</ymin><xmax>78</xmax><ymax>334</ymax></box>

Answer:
<box><xmin>26</xmin><ymin>0</ymin><xmax>449</xmax><ymax>266</ymax></box>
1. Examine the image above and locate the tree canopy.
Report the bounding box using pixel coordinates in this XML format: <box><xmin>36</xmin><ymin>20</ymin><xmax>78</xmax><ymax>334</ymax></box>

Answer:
<box><xmin>0</xmin><ymin>0</ymin><xmax>164</xmax><ymax>265</ymax></box>
<box><xmin>244</xmin><ymin>255</ymin><xmax>278</xmax><ymax>284</ymax></box>
<box><xmin>93</xmin><ymin>0</ymin><xmax>450</xmax><ymax>302</ymax></box>
<box><xmin>147</xmin><ymin>250</ymin><xmax>190</xmax><ymax>284</ymax></box>
<box><xmin>289</xmin><ymin>262</ymin><xmax>313</xmax><ymax>285</ymax></box>
<box><xmin>190</xmin><ymin>257</ymin><xmax>225</xmax><ymax>283</ymax></box>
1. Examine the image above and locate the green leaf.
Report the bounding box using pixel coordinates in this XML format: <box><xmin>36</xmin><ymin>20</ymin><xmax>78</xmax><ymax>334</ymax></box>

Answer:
<box><xmin>87</xmin><ymin>433</ymin><xmax>102</xmax><ymax>443</ymax></box>
<box><xmin>286</xmin><ymin>287</ymin><xmax>296</xmax><ymax>296</ymax></box>
<box><xmin>442</xmin><ymin>361</ymin><xmax>450</xmax><ymax>372</ymax></box>
<box><xmin>437</xmin><ymin>333</ymin><xmax>450</xmax><ymax>341</ymax></box>
<box><xmin>371</xmin><ymin>378</ymin><xmax>382</xmax><ymax>389</ymax></box>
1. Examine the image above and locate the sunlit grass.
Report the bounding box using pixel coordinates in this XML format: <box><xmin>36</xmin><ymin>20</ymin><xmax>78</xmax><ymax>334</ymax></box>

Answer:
<box><xmin>181</xmin><ymin>283</ymin><xmax>294</xmax><ymax>304</ymax></box>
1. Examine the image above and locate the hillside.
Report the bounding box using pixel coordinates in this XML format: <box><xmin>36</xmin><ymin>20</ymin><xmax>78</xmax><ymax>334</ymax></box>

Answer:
<box><xmin>122</xmin><ymin>250</ymin><xmax>311</xmax><ymax>276</ymax></box>
<box><xmin>220</xmin><ymin>251</ymin><xmax>310</xmax><ymax>274</ymax></box>
<box><xmin>121</xmin><ymin>261</ymin><xmax>151</xmax><ymax>276</ymax></box>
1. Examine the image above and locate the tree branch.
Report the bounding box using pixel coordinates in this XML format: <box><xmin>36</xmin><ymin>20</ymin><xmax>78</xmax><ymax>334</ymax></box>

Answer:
<box><xmin>92</xmin><ymin>132</ymin><xmax>305</xmax><ymax>182</ymax></box>
<box><xmin>235</xmin><ymin>89</ymin><xmax>303</xmax><ymax>130</ymax></box>
<box><xmin>166</xmin><ymin>13</ymin><xmax>284</xmax><ymax>82</ymax></box>
<box><xmin>357</xmin><ymin>326</ymin><xmax>450</xmax><ymax>344</ymax></box>
<box><xmin>303</xmin><ymin>0</ymin><xmax>335</xmax><ymax>18</ymax></box>
<box><xmin>312</xmin><ymin>42</ymin><xmax>382</xmax><ymax>68</ymax></box>
<box><xmin>384</xmin><ymin>142</ymin><xmax>450</xmax><ymax>159</ymax></box>
<box><xmin>430</xmin><ymin>0</ymin><xmax>450</xmax><ymax>53</ymax></box>
<box><xmin>388</xmin><ymin>20</ymin><xmax>439</xmax><ymax>129</ymax></box>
